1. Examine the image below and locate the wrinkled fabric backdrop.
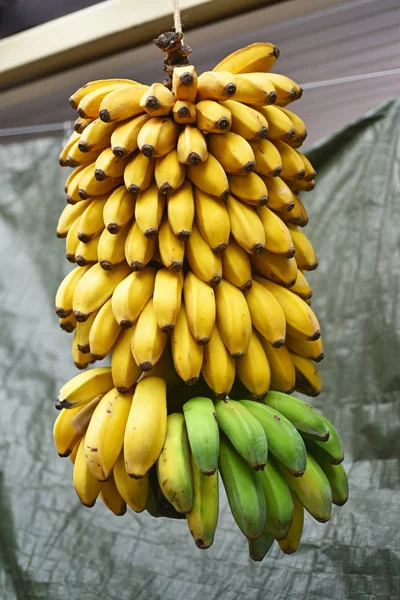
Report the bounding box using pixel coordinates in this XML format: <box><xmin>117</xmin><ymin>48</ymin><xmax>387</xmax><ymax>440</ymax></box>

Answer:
<box><xmin>0</xmin><ymin>96</ymin><xmax>399</xmax><ymax>600</ymax></box>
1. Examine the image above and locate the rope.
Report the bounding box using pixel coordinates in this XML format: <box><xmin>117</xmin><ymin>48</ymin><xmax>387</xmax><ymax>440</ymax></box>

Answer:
<box><xmin>172</xmin><ymin>0</ymin><xmax>182</xmax><ymax>34</ymax></box>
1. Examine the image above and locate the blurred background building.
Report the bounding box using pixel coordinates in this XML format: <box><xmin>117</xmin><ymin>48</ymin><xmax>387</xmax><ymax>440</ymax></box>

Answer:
<box><xmin>0</xmin><ymin>0</ymin><xmax>399</xmax><ymax>146</ymax></box>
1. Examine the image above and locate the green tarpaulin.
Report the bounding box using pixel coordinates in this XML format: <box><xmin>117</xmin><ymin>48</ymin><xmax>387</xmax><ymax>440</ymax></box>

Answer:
<box><xmin>0</xmin><ymin>96</ymin><xmax>399</xmax><ymax>600</ymax></box>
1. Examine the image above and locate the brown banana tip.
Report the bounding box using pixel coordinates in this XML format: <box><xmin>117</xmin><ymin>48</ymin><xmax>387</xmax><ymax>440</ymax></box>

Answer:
<box><xmin>258</xmin><ymin>196</ymin><xmax>268</xmax><ymax>206</ymax></box>
<box><xmin>214</xmin><ymin>242</ymin><xmax>228</xmax><ymax>254</ymax></box>
<box><xmin>128</xmin><ymin>472</ymin><xmax>142</xmax><ymax>480</ymax></box>
<box><xmin>177</xmin><ymin>230</ymin><xmax>191</xmax><ymax>240</ymax></box>
<box><xmin>195</xmin><ymin>539</ymin><xmax>208</xmax><ymax>549</ymax></box>
<box><xmin>169</xmin><ymin>261</ymin><xmax>183</xmax><ymax>273</ymax></box>
<box><xmin>141</xmin><ymin>144</ymin><xmax>155</xmax><ymax>158</ymax></box>
<box><xmin>161</xmin><ymin>324</ymin><xmax>175</xmax><ymax>334</ymax></box>
<box><xmin>285</xmin><ymin>201</ymin><xmax>295</xmax><ymax>212</ymax></box>
<box><xmin>187</xmin><ymin>152</ymin><xmax>201</xmax><ymax>166</ymax></box>
<box><xmin>66</xmin><ymin>197</ymin><xmax>77</xmax><ymax>205</ymax></box>
<box><xmin>94</xmin><ymin>169</ymin><xmax>106</xmax><ymax>181</ymax></box>
<box><xmin>66</xmin><ymin>157</ymin><xmax>79</xmax><ymax>168</ymax></box>
<box><xmin>107</xmin><ymin>223</ymin><xmax>120</xmax><ymax>234</ymax></box>
<box><xmin>116</xmin><ymin>507</ymin><xmax>127</xmax><ymax>516</ymax></box>
<box><xmin>77</xmin><ymin>344</ymin><xmax>90</xmax><ymax>354</ymax></box>
<box><xmin>307</xmin><ymin>262</ymin><xmax>319</xmax><ymax>271</ymax></box>
<box><xmin>308</xmin><ymin>331</ymin><xmax>321</xmax><ymax>342</ymax></box>
<box><xmin>128</xmin><ymin>184</ymin><xmax>140</xmax><ymax>195</ymax></box>
<box><xmin>196</xmin><ymin>336</ymin><xmax>210</xmax><ymax>346</ymax></box>
<box><xmin>253</xmin><ymin>462</ymin><xmax>267</xmax><ymax>471</ymax></box>
<box><xmin>78</xmin><ymin>189</ymin><xmax>88</xmax><ymax>200</ymax></box>
<box><xmin>273</xmin><ymin>46</ymin><xmax>280</xmax><ymax>59</ymax></box>
<box><xmin>216</xmin><ymin>117</ymin><xmax>230</xmax><ymax>130</ymax></box>
<box><xmin>271</xmin><ymin>339</ymin><xmax>285</xmax><ymax>348</ymax></box>
<box><xmin>56</xmin><ymin>231</ymin><xmax>67</xmax><ymax>239</ymax></box>
<box><xmin>296</xmin><ymin>87</ymin><xmax>303</xmax><ymax>100</ymax></box>
<box><xmin>240</xmin><ymin>279</ymin><xmax>253</xmax><ymax>291</ymax></box>
<box><xmin>210</xmin><ymin>274</ymin><xmax>222</xmax><ymax>287</ymax></box>
<box><xmin>130</xmin><ymin>261</ymin><xmax>144</xmax><ymax>271</ymax></box>
<box><xmin>180</xmin><ymin>72</ymin><xmax>194</xmax><ymax>85</ymax></box>
<box><xmin>60</xmin><ymin>323</ymin><xmax>75</xmax><ymax>333</ymax></box>
<box><xmin>272</xmin><ymin>166</ymin><xmax>282</xmax><ymax>177</ymax></box>
<box><xmin>55</xmin><ymin>400</ymin><xmax>63</xmax><ymax>410</ymax></box>
<box><xmin>66</xmin><ymin>254</ymin><xmax>76</xmax><ymax>263</ymax></box>
<box><xmin>100</xmin><ymin>260</ymin><xmax>114</xmax><ymax>270</ymax></box>
<box><xmin>259</xmin><ymin>126</ymin><xmax>269</xmax><ymax>139</ymax></box>
<box><xmin>77</xmin><ymin>108</ymin><xmax>87</xmax><ymax>118</ymax></box>
<box><xmin>316</xmin><ymin>516</ymin><xmax>331</xmax><ymax>523</ymax></box>
<box><xmin>252</xmin><ymin>243</ymin><xmax>264</xmax><ymax>255</ymax></box>
<box><xmin>306</xmin><ymin>182</ymin><xmax>315</xmax><ymax>190</ymax></box>
<box><xmin>305</xmin><ymin>174</ymin><xmax>316</xmax><ymax>182</ymax></box>
<box><xmin>314</xmin><ymin>352</ymin><xmax>325</xmax><ymax>363</ymax></box>
<box><xmin>186</xmin><ymin>376</ymin><xmax>199</xmax><ymax>386</ymax></box>
<box><xmin>286</xmin><ymin>247</ymin><xmax>296</xmax><ymax>259</ymax></box>
<box><xmin>74</xmin><ymin>361</ymin><xmax>89</xmax><ymax>370</ymax></box>
<box><xmin>59</xmin><ymin>159</ymin><xmax>68</xmax><ymax>167</ymax></box>
<box><xmin>140</xmin><ymin>361</ymin><xmax>153</xmax><ymax>372</ymax></box>
<box><xmin>268</xmin><ymin>91</ymin><xmax>277</xmax><ymax>104</ymax></box>
<box><xmin>82</xmin><ymin>500</ymin><xmax>97</xmax><ymax>508</ymax></box>
<box><xmin>99</xmin><ymin>109</ymin><xmax>111</xmax><ymax>123</ymax></box>
<box><xmin>74</xmin><ymin>311</ymin><xmax>89</xmax><ymax>322</ymax></box>
<box><xmin>215</xmin><ymin>391</ymin><xmax>228</xmax><ymax>399</ymax></box>
<box><xmin>244</xmin><ymin>161</ymin><xmax>255</xmax><ymax>174</ymax></box>
<box><xmin>146</xmin><ymin>97</ymin><xmax>160</xmax><ymax>110</ymax></box>
<box><xmin>55</xmin><ymin>307</ymin><xmax>71</xmax><ymax>318</ymax></box>
<box><xmin>286</xmin><ymin>277</ymin><xmax>297</xmax><ymax>288</ymax></box>
<box><xmin>77</xmin><ymin>233</ymin><xmax>91</xmax><ymax>243</ymax></box>
<box><xmin>78</xmin><ymin>141</ymin><xmax>91</xmax><ymax>153</ymax></box>
<box><xmin>112</xmin><ymin>146</ymin><xmax>127</xmax><ymax>158</ymax></box>
<box><xmin>178</xmin><ymin>106</ymin><xmax>190</xmax><ymax>117</ymax></box>
<box><xmin>58</xmin><ymin>450</ymin><xmax>71</xmax><ymax>458</ymax></box>
<box><xmin>224</xmin><ymin>83</ymin><xmax>237</xmax><ymax>96</ymax></box>
<box><xmin>75</xmin><ymin>257</ymin><xmax>87</xmax><ymax>267</ymax></box>
<box><xmin>289</xmin><ymin>88</ymin><xmax>298</xmax><ymax>101</ymax></box>
<box><xmin>220</xmin><ymin>190</ymin><xmax>230</xmax><ymax>202</ymax></box>
<box><xmin>144</xmin><ymin>228</ymin><xmax>157</xmax><ymax>239</ymax></box>
<box><xmin>116</xmin><ymin>386</ymin><xmax>132</xmax><ymax>394</ymax></box>
<box><xmin>159</xmin><ymin>182</ymin><xmax>174</xmax><ymax>194</ymax></box>
<box><xmin>120</xmin><ymin>319</ymin><xmax>133</xmax><ymax>328</ymax></box>
<box><xmin>231</xmin><ymin>351</ymin><xmax>245</xmax><ymax>358</ymax></box>
<box><xmin>69</xmin><ymin>97</ymin><xmax>77</xmax><ymax>110</ymax></box>
<box><xmin>296</xmin><ymin>169</ymin><xmax>306</xmax><ymax>180</ymax></box>
<box><xmin>90</xmin><ymin>353</ymin><xmax>106</xmax><ymax>361</ymax></box>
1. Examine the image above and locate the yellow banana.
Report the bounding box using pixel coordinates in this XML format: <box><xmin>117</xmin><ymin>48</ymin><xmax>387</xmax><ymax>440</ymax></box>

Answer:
<box><xmin>154</xmin><ymin>149</ymin><xmax>186</xmax><ymax>193</ymax></box>
<box><xmin>177</xmin><ymin>125</ymin><xmax>208</xmax><ymax>166</ymax></box>
<box><xmin>66</xmin><ymin>143</ymin><xmax>102</xmax><ymax>169</ymax></box>
<box><xmin>74</xmin><ymin>310</ymin><xmax>98</xmax><ymax>353</ymax></box>
<box><xmin>99</xmin><ymin>475</ymin><xmax>127</xmax><ymax>516</ymax></box>
<box><xmin>290</xmin><ymin>269</ymin><xmax>312</xmax><ymax>300</ymax></box>
<box><xmin>256</xmin><ymin>206</ymin><xmax>295</xmax><ymax>257</ymax></box>
<box><xmin>286</xmin><ymin>335</ymin><xmax>324</xmax><ymax>362</ymax></box>
<box><xmin>88</xmin><ymin>298</ymin><xmax>121</xmax><ymax>360</ymax></box>
<box><xmin>275</xmin><ymin>198</ymin><xmax>302</xmax><ymax>226</ymax></box>
<box><xmin>236</xmin><ymin>328</ymin><xmax>271</xmax><ymax>397</ymax></box>
<box><xmin>172</xmin><ymin>100</ymin><xmax>197</xmax><ymax>125</ymax></box>
<box><xmin>186</xmin><ymin>222</ymin><xmax>222</xmax><ymax>287</ymax></box>
<box><xmin>71</xmin><ymin>333</ymin><xmax>93</xmax><ymax>369</ymax></box>
<box><xmin>56</xmin><ymin>366</ymin><xmax>113</xmax><ymax>410</ymax></box>
<box><xmin>228</xmin><ymin>172</ymin><xmax>268</xmax><ymax>206</ymax></box>
<box><xmin>131</xmin><ymin>298</ymin><xmax>168</xmax><ymax>371</ymax></box>
<box><xmin>186</xmin><ymin>453</ymin><xmax>219</xmax><ymax>548</ymax></box>
<box><xmin>296</xmin><ymin>152</ymin><xmax>316</xmax><ymax>181</ymax></box>
<box><xmin>257</xmin><ymin>105</ymin><xmax>295</xmax><ymax>142</ymax></box>
<box><xmin>94</xmin><ymin>147</ymin><xmax>130</xmax><ymax>180</ymax></box>
<box><xmin>73</xmin><ymin>262</ymin><xmax>131</xmax><ymax>322</ymax></box>
<box><xmin>157</xmin><ymin>413</ymin><xmax>194</xmax><ymax>514</ymax></box>
<box><xmin>78</xmin><ymin>164</ymin><xmax>123</xmax><ymax>200</ymax></box>
<box><xmin>76</xmin><ymin>83</ymin><xmax>134</xmax><ymax>118</ymax></box>
<box><xmin>111</xmin><ymin>327</ymin><xmax>142</xmax><ymax>392</ymax></box>
<box><xmin>250</xmin><ymin>249</ymin><xmax>297</xmax><ymax>287</ymax></box>
<box><xmin>261</xmin><ymin>340</ymin><xmax>296</xmax><ymax>393</ymax></box>
<box><xmin>273</xmin><ymin>141</ymin><xmax>306</xmax><ymax>180</ymax></box>
<box><xmin>196</xmin><ymin>71</ymin><xmax>237</xmax><ymax>101</ymax></box>
<box><xmin>137</xmin><ymin>116</ymin><xmax>180</xmax><ymax>158</ymax></box>
<box><xmin>221</xmin><ymin>99</ymin><xmax>268</xmax><ymax>140</ymax></box>
<box><xmin>250</xmin><ymin>138</ymin><xmax>282</xmax><ymax>177</ymax></box>
<box><xmin>153</xmin><ymin>268</ymin><xmax>184</xmax><ymax>333</ymax></box>
<box><xmin>207</xmin><ymin>131</ymin><xmax>255</xmax><ymax>174</ymax></box>
<box><xmin>290</xmin><ymin>351</ymin><xmax>322</xmax><ymax>396</ymax></box>
<box><xmin>134</xmin><ymin>182</ymin><xmax>166</xmax><ymax>238</ymax></box>
<box><xmin>244</xmin><ymin>278</ymin><xmax>286</xmax><ymax>346</ymax></box>
<box><xmin>288</xmin><ymin>225</ymin><xmax>318</xmax><ymax>271</ymax></box>
<box><xmin>59</xmin><ymin>313</ymin><xmax>77</xmax><ymax>333</ymax></box>
<box><xmin>78</xmin><ymin>118</ymin><xmax>117</xmax><ymax>152</ymax></box>
<box><xmin>221</xmin><ymin>237</ymin><xmax>252</xmax><ymax>291</ymax></box>
<box><xmin>183</xmin><ymin>271</ymin><xmax>216</xmax><ymax>345</ymax></box>
<box><xmin>213</xmin><ymin>42</ymin><xmax>279</xmax><ymax>74</ymax></box>
<box><xmin>215</xmin><ymin>279</ymin><xmax>252</xmax><ymax>358</ymax></box>
<box><xmin>266</xmin><ymin>73</ymin><xmax>302</xmax><ymax>105</ymax></box>
<box><xmin>158</xmin><ymin>214</ymin><xmax>185</xmax><ymax>272</ymax></box>
<box><xmin>202</xmin><ymin>324</ymin><xmax>235</xmax><ymax>397</ymax></box>
<box><xmin>69</xmin><ymin>79</ymin><xmax>136</xmax><ymax>109</ymax></box>
<box><xmin>55</xmin><ymin>264</ymin><xmax>91</xmax><ymax>317</ymax></box>
<box><xmin>124</xmin><ymin>220</ymin><xmax>156</xmax><ymax>270</ymax></box>
<box><xmin>53</xmin><ymin>396</ymin><xmax>101</xmax><ymax>457</ymax></box>
<box><xmin>103</xmin><ymin>186</ymin><xmax>136</xmax><ymax>234</ymax></box>
<box><xmin>59</xmin><ymin>131</ymin><xmax>80</xmax><ymax>165</ymax></box>
<box><xmin>195</xmin><ymin>100</ymin><xmax>231</xmax><ymax>133</ymax></box>
<box><xmin>226</xmin><ymin>195</ymin><xmax>265</xmax><ymax>254</ymax></box>
<box><xmin>233</xmin><ymin>73</ymin><xmax>277</xmax><ymax>105</ymax></box>
<box><xmin>264</xmin><ymin>175</ymin><xmax>294</xmax><ymax>211</ymax></box>
<box><xmin>65</xmin><ymin>216</ymin><xmax>80</xmax><ymax>262</ymax></box>
<box><xmin>278</xmin><ymin>493</ymin><xmax>304</xmax><ymax>554</ymax></box>
<box><xmin>75</xmin><ymin>230</ymin><xmax>99</xmax><ymax>265</ymax></box>
<box><xmin>110</xmin><ymin>113</ymin><xmax>150</xmax><ymax>157</ymax></box>
<box><xmin>99</xmin><ymin>84</ymin><xmax>148</xmax><ymax>122</ymax></box>
<box><xmin>194</xmin><ymin>187</ymin><xmax>230</xmax><ymax>252</ymax></box>
<box><xmin>64</xmin><ymin>164</ymin><xmax>85</xmax><ymax>193</ymax></box>
<box><xmin>167</xmin><ymin>179</ymin><xmax>195</xmax><ymax>240</ymax></box>
<box><xmin>171</xmin><ymin>303</ymin><xmax>204</xmax><ymax>385</ymax></box>
<box><xmin>124</xmin><ymin>376</ymin><xmax>167</xmax><ymax>478</ymax></box>
<box><xmin>113</xmin><ymin>451</ymin><xmax>148</xmax><ymax>511</ymax></box>
<box><xmin>73</xmin><ymin>434</ymin><xmax>102</xmax><ymax>506</ymax></box>
<box><xmin>187</xmin><ymin>153</ymin><xmax>229</xmax><ymax>200</ymax></box>
<box><xmin>278</xmin><ymin>106</ymin><xmax>308</xmax><ymax>146</ymax></box>
<box><xmin>284</xmin><ymin>193</ymin><xmax>309</xmax><ymax>227</ymax></box>
<box><xmin>123</xmin><ymin>151</ymin><xmax>155</xmax><ymax>195</ymax></box>
<box><xmin>172</xmin><ymin>65</ymin><xmax>198</xmax><ymax>103</ymax></box>
<box><xmin>74</xmin><ymin>116</ymin><xmax>93</xmax><ymax>133</ymax></box>
<box><xmin>256</xmin><ymin>278</ymin><xmax>321</xmax><ymax>341</ymax></box>
<box><xmin>77</xmin><ymin>194</ymin><xmax>108</xmax><ymax>242</ymax></box>
<box><xmin>285</xmin><ymin>178</ymin><xmax>315</xmax><ymax>193</ymax></box>
<box><xmin>139</xmin><ymin>83</ymin><xmax>175</xmax><ymax>116</ymax></box>
<box><xmin>111</xmin><ymin>266</ymin><xmax>156</xmax><ymax>327</ymax></box>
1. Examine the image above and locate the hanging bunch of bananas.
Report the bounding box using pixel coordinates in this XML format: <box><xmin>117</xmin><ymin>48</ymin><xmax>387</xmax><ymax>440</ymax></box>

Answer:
<box><xmin>54</xmin><ymin>373</ymin><xmax>348</xmax><ymax>560</ymax></box>
<box><xmin>54</xmin><ymin>38</ymin><xmax>347</xmax><ymax>560</ymax></box>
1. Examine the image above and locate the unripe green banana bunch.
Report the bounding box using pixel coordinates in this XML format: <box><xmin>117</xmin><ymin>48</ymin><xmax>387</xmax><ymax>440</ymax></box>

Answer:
<box><xmin>54</xmin><ymin>374</ymin><xmax>348</xmax><ymax>560</ymax></box>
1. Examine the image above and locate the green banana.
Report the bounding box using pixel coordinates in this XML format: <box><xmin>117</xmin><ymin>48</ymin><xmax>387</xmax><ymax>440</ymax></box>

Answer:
<box><xmin>215</xmin><ymin>398</ymin><xmax>268</xmax><ymax>470</ymax></box>
<box><xmin>317</xmin><ymin>461</ymin><xmax>349</xmax><ymax>506</ymax></box>
<box><xmin>263</xmin><ymin>391</ymin><xmax>330</xmax><ymax>441</ymax></box>
<box><xmin>279</xmin><ymin>452</ymin><xmax>332</xmax><ymax>522</ymax></box>
<box><xmin>240</xmin><ymin>399</ymin><xmax>306</xmax><ymax>476</ymax></box>
<box><xmin>183</xmin><ymin>397</ymin><xmax>219</xmax><ymax>475</ymax></box>
<box><xmin>256</xmin><ymin>457</ymin><xmax>294</xmax><ymax>540</ymax></box>
<box><xmin>186</xmin><ymin>452</ymin><xmax>219</xmax><ymax>548</ymax></box>
<box><xmin>248</xmin><ymin>532</ymin><xmax>275</xmax><ymax>562</ymax></box>
<box><xmin>278</xmin><ymin>492</ymin><xmax>304</xmax><ymax>554</ymax></box>
<box><xmin>219</xmin><ymin>434</ymin><xmax>266</xmax><ymax>539</ymax></box>
<box><xmin>303</xmin><ymin>413</ymin><xmax>344</xmax><ymax>464</ymax></box>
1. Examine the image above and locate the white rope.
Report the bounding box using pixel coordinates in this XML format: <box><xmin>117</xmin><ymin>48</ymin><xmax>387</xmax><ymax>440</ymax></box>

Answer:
<box><xmin>172</xmin><ymin>0</ymin><xmax>182</xmax><ymax>34</ymax></box>
<box><xmin>302</xmin><ymin>68</ymin><xmax>400</xmax><ymax>90</ymax></box>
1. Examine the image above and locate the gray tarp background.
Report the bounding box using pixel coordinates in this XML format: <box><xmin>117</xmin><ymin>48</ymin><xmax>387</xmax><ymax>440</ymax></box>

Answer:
<box><xmin>0</xmin><ymin>96</ymin><xmax>399</xmax><ymax>600</ymax></box>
